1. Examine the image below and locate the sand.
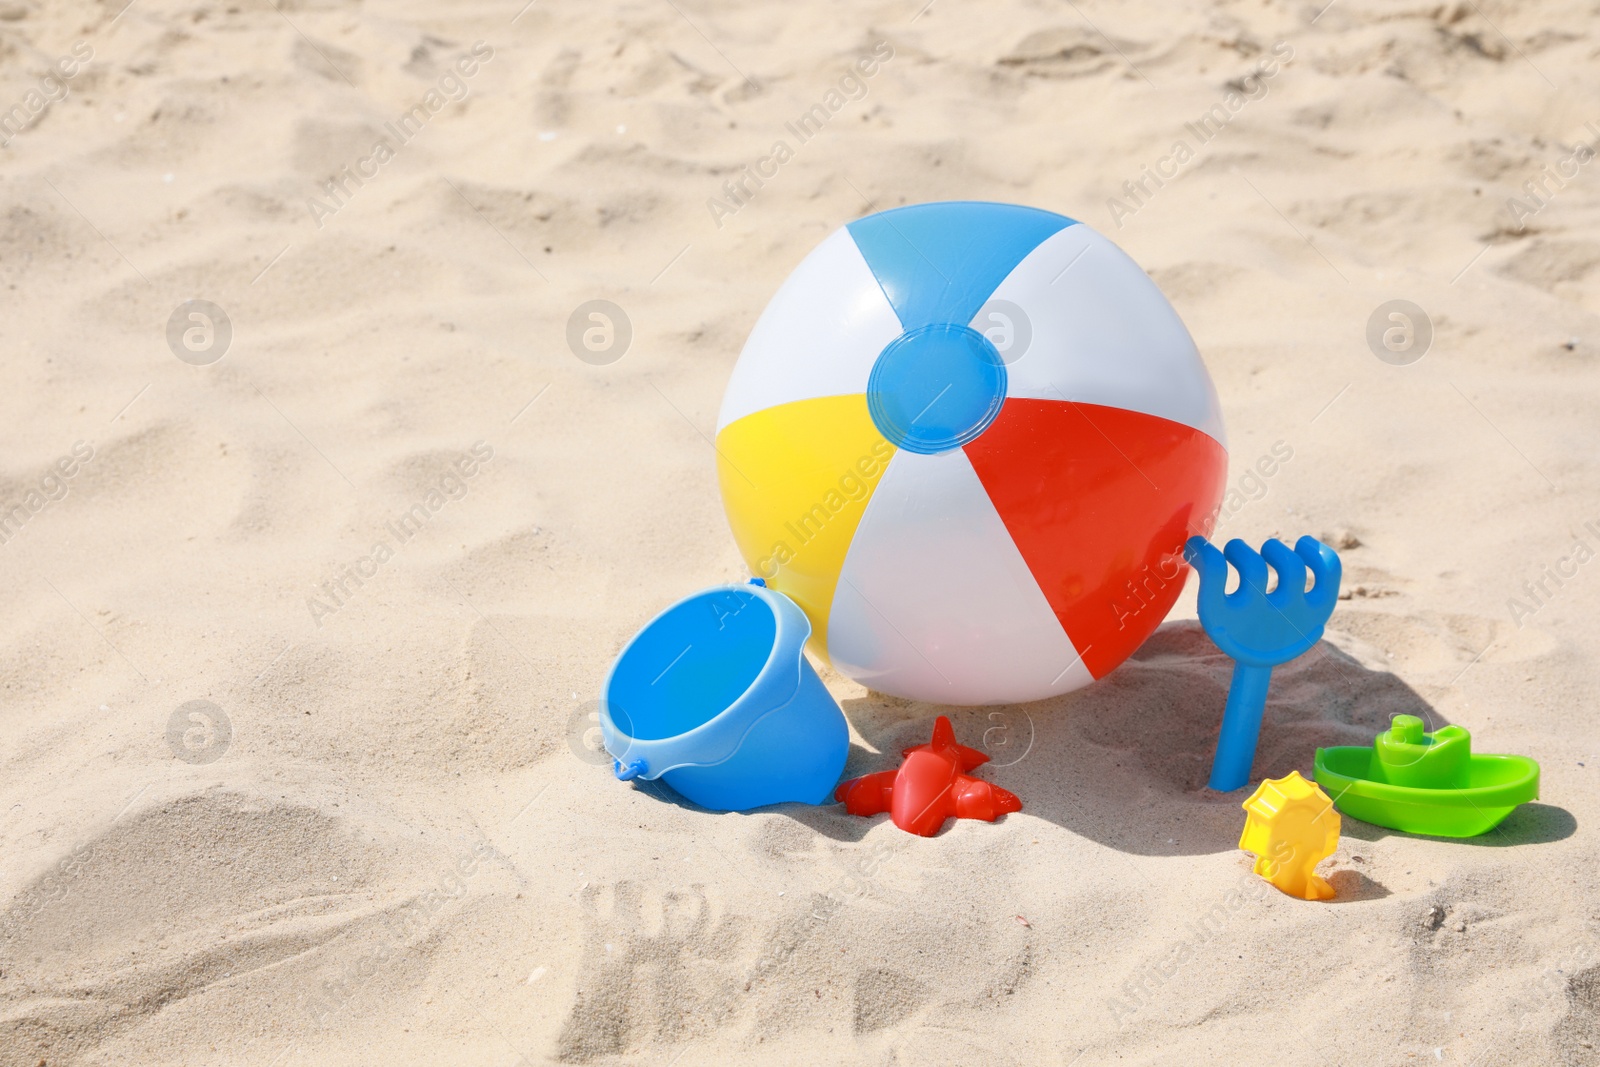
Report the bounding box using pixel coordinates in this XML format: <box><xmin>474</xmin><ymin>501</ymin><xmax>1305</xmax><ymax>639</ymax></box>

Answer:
<box><xmin>2</xmin><ymin>0</ymin><xmax>1599</xmax><ymax>1063</ymax></box>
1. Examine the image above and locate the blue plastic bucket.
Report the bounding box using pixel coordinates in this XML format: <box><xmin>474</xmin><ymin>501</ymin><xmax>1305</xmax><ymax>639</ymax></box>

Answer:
<box><xmin>600</xmin><ymin>580</ymin><xmax>848</xmax><ymax>811</ymax></box>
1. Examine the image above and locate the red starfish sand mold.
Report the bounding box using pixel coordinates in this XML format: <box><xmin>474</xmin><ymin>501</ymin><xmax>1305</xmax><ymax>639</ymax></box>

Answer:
<box><xmin>834</xmin><ymin>716</ymin><xmax>1023</xmax><ymax>836</ymax></box>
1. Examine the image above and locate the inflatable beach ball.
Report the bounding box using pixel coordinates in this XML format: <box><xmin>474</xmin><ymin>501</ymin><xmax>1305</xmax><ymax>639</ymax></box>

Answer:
<box><xmin>715</xmin><ymin>202</ymin><xmax>1228</xmax><ymax>705</ymax></box>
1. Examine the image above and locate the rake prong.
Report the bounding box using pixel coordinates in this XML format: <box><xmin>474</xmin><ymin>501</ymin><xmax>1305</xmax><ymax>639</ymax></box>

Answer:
<box><xmin>1295</xmin><ymin>535</ymin><xmax>1342</xmax><ymax>612</ymax></box>
<box><xmin>1223</xmin><ymin>539</ymin><xmax>1270</xmax><ymax>597</ymax></box>
<box><xmin>1183</xmin><ymin>535</ymin><xmax>1217</xmax><ymax>568</ymax></box>
<box><xmin>1185</xmin><ymin>536</ymin><xmax>1230</xmax><ymax>616</ymax></box>
<box><xmin>1260</xmin><ymin>539</ymin><xmax>1308</xmax><ymax>607</ymax></box>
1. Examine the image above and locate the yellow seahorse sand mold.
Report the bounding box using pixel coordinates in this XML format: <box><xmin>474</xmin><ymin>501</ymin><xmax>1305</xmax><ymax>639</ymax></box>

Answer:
<box><xmin>1239</xmin><ymin>771</ymin><xmax>1340</xmax><ymax>901</ymax></box>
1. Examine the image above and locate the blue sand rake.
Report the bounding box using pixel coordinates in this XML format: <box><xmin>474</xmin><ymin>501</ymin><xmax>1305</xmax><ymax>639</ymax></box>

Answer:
<box><xmin>1184</xmin><ymin>535</ymin><xmax>1343</xmax><ymax>792</ymax></box>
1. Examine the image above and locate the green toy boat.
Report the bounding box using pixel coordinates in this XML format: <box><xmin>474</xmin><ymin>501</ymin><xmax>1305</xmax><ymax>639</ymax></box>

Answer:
<box><xmin>1313</xmin><ymin>715</ymin><xmax>1540</xmax><ymax>838</ymax></box>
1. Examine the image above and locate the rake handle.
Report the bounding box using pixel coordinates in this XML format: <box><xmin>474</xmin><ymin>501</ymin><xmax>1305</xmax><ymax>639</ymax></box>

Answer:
<box><xmin>1209</xmin><ymin>662</ymin><xmax>1274</xmax><ymax>792</ymax></box>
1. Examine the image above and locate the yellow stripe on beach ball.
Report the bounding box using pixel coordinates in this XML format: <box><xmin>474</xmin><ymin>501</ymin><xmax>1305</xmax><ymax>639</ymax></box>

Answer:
<box><xmin>715</xmin><ymin>395</ymin><xmax>895</xmax><ymax>662</ymax></box>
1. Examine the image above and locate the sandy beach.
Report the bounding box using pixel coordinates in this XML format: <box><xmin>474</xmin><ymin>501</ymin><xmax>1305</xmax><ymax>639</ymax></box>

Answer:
<box><xmin>2</xmin><ymin>0</ymin><xmax>1599</xmax><ymax>1063</ymax></box>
